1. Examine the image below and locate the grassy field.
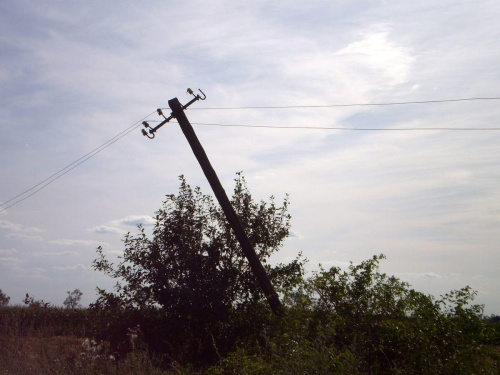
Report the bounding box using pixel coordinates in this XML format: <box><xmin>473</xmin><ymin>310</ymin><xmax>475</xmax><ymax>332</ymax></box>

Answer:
<box><xmin>1</xmin><ymin>305</ymin><xmax>499</xmax><ymax>374</ymax></box>
<box><xmin>0</xmin><ymin>306</ymin><xmax>186</xmax><ymax>375</ymax></box>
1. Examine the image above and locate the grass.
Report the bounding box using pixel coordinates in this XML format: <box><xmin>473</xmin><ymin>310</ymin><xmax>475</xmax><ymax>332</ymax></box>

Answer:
<box><xmin>0</xmin><ymin>306</ymin><xmax>189</xmax><ymax>375</ymax></box>
<box><xmin>1</xmin><ymin>305</ymin><xmax>499</xmax><ymax>374</ymax></box>
<box><xmin>0</xmin><ymin>335</ymin><xmax>179</xmax><ymax>374</ymax></box>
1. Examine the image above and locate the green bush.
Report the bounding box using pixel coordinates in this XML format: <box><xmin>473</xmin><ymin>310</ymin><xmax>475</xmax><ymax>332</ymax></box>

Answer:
<box><xmin>206</xmin><ymin>255</ymin><xmax>497</xmax><ymax>374</ymax></box>
<box><xmin>92</xmin><ymin>173</ymin><xmax>305</xmax><ymax>365</ymax></box>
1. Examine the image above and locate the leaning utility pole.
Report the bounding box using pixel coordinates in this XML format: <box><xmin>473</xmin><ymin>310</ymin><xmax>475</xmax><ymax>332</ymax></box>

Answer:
<box><xmin>141</xmin><ymin>89</ymin><xmax>283</xmax><ymax>316</ymax></box>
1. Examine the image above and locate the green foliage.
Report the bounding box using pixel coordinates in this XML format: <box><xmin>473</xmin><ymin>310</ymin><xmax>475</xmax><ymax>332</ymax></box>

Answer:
<box><xmin>24</xmin><ymin>293</ymin><xmax>52</xmax><ymax>308</ymax></box>
<box><xmin>92</xmin><ymin>173</ymin><xmax>305</xmax><ymax>362</ymax></box>
<box><xmin>87</xmin><ymin>173</ymin><xmax>497</xmax><ymax>372</ymax></box>
<box><xmin>0</xmin><ymin>305</ymin><xmax>109</xmax><ymax>338</ymax></box>
<box><xmin>303</xmin><ymin>255</ymin><xmax>491</xmax><ymax>374</ymax></box>
<box><xmin>207</xmin><ymin>255</ymin><xmax>496</xmax><ymax>374</ymax></box>
<box><xmin>0</xmin><ymin>289</ymin><xmax>9</xmax><ymax>307</ymax></box>
<box><xmin>485</xmin><ymin>315</ymin><xmax>500</xmax><ymax>346</ymax></box>
<box><xmin>63</xmin><ymin>289</ymin><xmax>83</xmax><ymax>309</ymax></box>
<box><xmin>1</xmin><ymin>256</ymin><xmax>497</xmax><ymax>374</ymax></box>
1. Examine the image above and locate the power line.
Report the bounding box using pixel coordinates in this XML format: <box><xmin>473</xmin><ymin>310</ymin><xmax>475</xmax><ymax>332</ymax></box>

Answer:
<box><xmin>181</xmin><ymin>96</ymin><xmax>500</xmax><ymax>110</ymax></box>
<box><xmin>191</xmin><ymin>123</ymin><xmax>500</xmax><ymax>131</ymax></box>
<box><xmin>3</xmin><ymin>95</ymin><xmax>500</xmax><ymax>212</ymax></box>
<box><xmin>0</xmin><ymin>112</ymin><xmax>155</xmax><ymax>213</ymax></box>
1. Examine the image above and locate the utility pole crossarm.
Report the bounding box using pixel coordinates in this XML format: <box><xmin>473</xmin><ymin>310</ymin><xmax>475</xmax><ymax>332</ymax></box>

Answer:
<box><xmin>168</xmin><ymin>97</ymin><xmax>283</xmax><ymax>316</ymax></box>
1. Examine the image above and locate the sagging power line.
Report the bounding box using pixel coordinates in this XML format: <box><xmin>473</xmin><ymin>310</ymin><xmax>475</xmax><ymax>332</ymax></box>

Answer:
<box><xmin>190</xmin><ymin>123</ymin><xmax>500</xmax><ymax>131</ymax></box>
<box><xmin>0</xmin><ymin>112</ymin><xmax>155</xmax><ymax>213</ymax></box>
<box><xmin>2</xmin><ymin>94</ymin><xmax>500</xmax><ymax>213</ymax></box>
<box><xmin>176</xmin><ymin>96</ymin><xmax>500</xmax><ymax>110</ymax></box>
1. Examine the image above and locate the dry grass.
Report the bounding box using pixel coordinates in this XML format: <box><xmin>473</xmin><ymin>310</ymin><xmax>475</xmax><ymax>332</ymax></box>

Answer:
<box><xmin>1</xmin><ymin>335</ymin><xmax>83</xmax><ymax>374</ymax></box>
<box><xmin>0</xmin><ymin>333</ymin><xmax>188</xmax><ymax>374</ymax></box>
<box><xmin>0</xmin><ymin>307</ymin><xmax>189</xmax><ymax>375</ymax></box>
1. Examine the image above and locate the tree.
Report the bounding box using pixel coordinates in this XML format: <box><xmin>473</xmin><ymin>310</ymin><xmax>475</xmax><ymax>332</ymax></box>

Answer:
<box><xmin>0</xmin><ymin>289</ymin><xmax>10</xmax><ymax>307</ymax></box>
<box><xmin>23</xmin><ymin>293</ymin><xmax>51</xmax><ymax>308</ymax></box>
<box><xmin>273</xmin><ymin>254</ymin><xmax>492</xmax><ymax>374</ymax></box>
<box><xmin>63</xmin><ymin>289</ymin><xmax>83</xmax><ymax>309</ymax></box>
<box><xmin>92</xmin><ymin>173</ymin><xmax>305</xmax><ymax>356</ymax></box>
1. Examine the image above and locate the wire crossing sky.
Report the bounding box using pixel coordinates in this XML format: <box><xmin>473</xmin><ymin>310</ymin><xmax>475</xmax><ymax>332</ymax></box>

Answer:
<box><xmin>1</xmin><ymin>0</ymin><xmax>499</xmax><ymax>315</ymax></box>
<box><xmin>189</xmin><ymin>96</ymin><xmax>500</xmax><ymax>110</ymax></box>
<box><xmin>190</xmin><ymin>123</ymin><xmax>500</xmax><ymax>130</ymax></box>
<box><xmin>2</xmin><ymin>97</ymin><xmax>498</xmax><ymax>213</ymax></box>
<box><xmin>0</xmin><ymin>112</ymin><xmax>155</xmax><ymax>213</ymax></box>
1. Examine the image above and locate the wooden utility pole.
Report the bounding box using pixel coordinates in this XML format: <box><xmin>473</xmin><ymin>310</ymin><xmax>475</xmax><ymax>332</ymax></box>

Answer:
<box><xmin>167</xmin><ymin>96</ymin><xmax>283</xmax><ymax>316</ymax></box>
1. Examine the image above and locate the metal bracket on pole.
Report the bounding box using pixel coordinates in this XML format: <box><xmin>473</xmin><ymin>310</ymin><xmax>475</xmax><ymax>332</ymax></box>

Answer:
<box><xmin>141</xmin><ymin>88</ymin><xmax>206</xmax><ymax>139</ymax></box>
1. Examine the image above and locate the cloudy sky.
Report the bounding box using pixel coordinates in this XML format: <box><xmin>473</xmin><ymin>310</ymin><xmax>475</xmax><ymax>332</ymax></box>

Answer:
<box><xmin>1</xmin><ymin>0</ymin><xmax>499</xmax><ymax>314</ymax></box>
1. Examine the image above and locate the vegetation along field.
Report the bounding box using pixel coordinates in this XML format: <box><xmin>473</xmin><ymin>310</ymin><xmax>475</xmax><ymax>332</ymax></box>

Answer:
<box><xmin>1</xmin><ymin>175</ymin><xmax>499</xmax><ymax>374</ymax></box>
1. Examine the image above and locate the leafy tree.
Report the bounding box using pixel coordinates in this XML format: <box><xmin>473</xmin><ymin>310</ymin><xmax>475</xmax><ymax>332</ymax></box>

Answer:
<box><xmin>92</xmin><ymin>173</ymin><xmax>305</xmax><ymax>359</ymax></box>
<box><xmin>487</xmin><ymin>314</ymin><xmax>500</xmax><ymax>324</ymax></box>
<box><xmin>23</xmin><ymin>293</ymin><xmax>51</xmax><ymax>308</ymax></box>
<box><xmin>63</xmin><ymin>289</ymin><xmax>83</xmax><ymax>309</ymax></box>
<box><xmin>0</xmin><ymin>289</ymin><xmax>10</xmax><ymax>307</ymax></box>
<box><xmin>265</xmin><ymin>254</ymin><xmax>493</xmax><ymax>374</ymax></box>
<box><xmin>484</xmin><ymin>315</ymin><xmax>500</xmax><ymax>346</ymax></box>
<box><xmin>204</xmin><ymin>255</ymin><xmax>495</xmax><ymax>374</ymax></box>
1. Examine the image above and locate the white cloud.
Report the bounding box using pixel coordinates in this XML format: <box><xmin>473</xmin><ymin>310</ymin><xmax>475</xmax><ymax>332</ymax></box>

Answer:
<box><xmin>0</xmin><ymin>248</ymin><xmax>17</xmax><ymax>255</ymax></box>
<box><xmin>334</xmin><ymin>31</ymin><xmax>414</xmax><ymax>88</ymax></box>
<box><xmin>13</xmin><ymin>267</ymin><xmax>48</xmax><ymax>280</ymax></box>
<box><xmin>399</xmin><ymin>272</ymin><xmax>443</xmax><ymax>279</ymax></box>
<box><xmin>0</xmin><ymin>220</ymin><xmax>22</xmax><ymax>231</ymax></box>
<box><xmin>0</xmin><ymin>220</ymin><xmax>43</xmax><ymax>234</ymax></box>
<box><xmin>91</xmin><ymin>225</ymin><xmax>126</xmax><ymax>235</ymax></box>
<box><xmin>6</xmin><ymin>233</ymin><xmax>44</xmax><ymax>241</ymax></box>
<box><xmin>107</xmin><ymin>250</ymin><xmax>124</xmax><ymax>256</ymax></box>
<box><xmin>52</xmin><ymin>264</ymin><xmax>91</xmax><ymax>271</ymax></box>
<box><xmin>35</xmin><ymin>251</ymin><xmax>79</xmax><ymax>257</ymax></box>
<box><xmin>48</xmin><ymin>239</ymin><xmax>103</xmax><ymax>247</ymax></box>
<box><xmin>0</xmin><ymin>220</ymin><xmax>44</xmax><ymax>245</ymax></box>
<box><xmin>0</xmin><ymin>257</ymin><xmax>22</xmax><ymax>265</ymax></box>
<box><xmin>288</xmin><ymin>230</ymin><xmax>304</xmax><ymax>239</ymax></box>
<box><xmin>318</xmin><ymin>260</ymin><xmax>352</xmax><ymax>269</ymax></box>
<box><xmin>114</xmin><ymin>215</ymin><xmax>155</xmax><ymax>227</ymax></box>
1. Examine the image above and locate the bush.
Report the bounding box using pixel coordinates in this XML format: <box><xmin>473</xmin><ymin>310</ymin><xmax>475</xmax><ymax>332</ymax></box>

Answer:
<box><xmin>92</xmin><ymin>173</ymin><xmax>305</xmax><ymax>365</ymax></box>
<box><xmin>206</xmin><ymin>255</ymin><xmax>497</xmax><ymax>374</ymax></box>
<box><xmin>84</xmin><ymin>174</ymin><xmax>497</xmax><ymax>372</ymax></box>
<box><xmin>63</xmin><ymin>289</ymin><xmax>83</xmax><ymax>309</ymax></box>
<box><xmin>0</xmin><ymin>289</ymin><xmax>10</xmax><ymax>307</ymax></box>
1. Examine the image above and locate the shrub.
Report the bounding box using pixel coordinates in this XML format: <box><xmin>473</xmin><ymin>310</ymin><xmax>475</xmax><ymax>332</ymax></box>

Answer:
<box><xmin>92</xmin><ymin>173</ymin><xmax>305</xmax><ymax>364</ymax></box>
<box><xmin>0</xmin><ymin>289</ymin><xmax>10</xmax><ymax>307</ymax></box>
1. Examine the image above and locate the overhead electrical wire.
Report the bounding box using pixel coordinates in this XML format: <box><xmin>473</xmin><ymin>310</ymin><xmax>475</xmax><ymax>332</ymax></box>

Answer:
<box><xmin>185</xmin><ymin>96</ymin><xmax>500</xmax><ymax>110</ymax></box>
<box><xmin>190</xmin><ymin>123</ymin><xmax>500</xmax><ymax>131</ymax></box>
<box><xmin>2</xmin><ymin>95</ymin><xmax>500</xmax><ymax>212</ymax></box>
<box><xmin>0</xmin><ymin>111</ymin><xmax>155</xmax><ymax>213</ymax></box>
